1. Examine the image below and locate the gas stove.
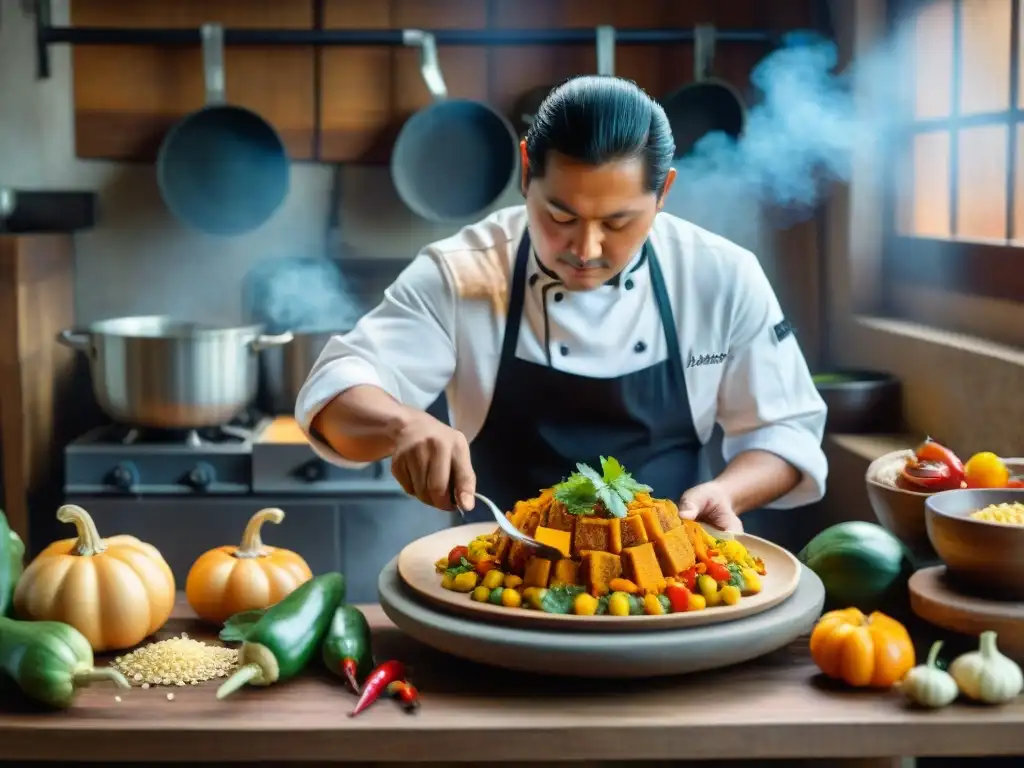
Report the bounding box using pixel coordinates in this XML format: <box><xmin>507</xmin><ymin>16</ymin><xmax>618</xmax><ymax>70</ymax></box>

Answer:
<box><xmin>61</xmin><ymin>413</ymin><xmax>453</xmax><ymax>604</ymax></box>
<box><xmin>64</xmin><ymin>413</ymin><xmax>399</xmax><ymax>497</ymax></box>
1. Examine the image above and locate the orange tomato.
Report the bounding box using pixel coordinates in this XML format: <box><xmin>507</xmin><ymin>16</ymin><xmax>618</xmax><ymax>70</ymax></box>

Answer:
<box><xmin>964</xmin><ymin>452</ymin><xmax>1010</xmax><ymax>489</ymax></box>
<box><xmin>809</xmin><ymin>608</ymin><xmax>916</xmax><ymax>688</ymax></box>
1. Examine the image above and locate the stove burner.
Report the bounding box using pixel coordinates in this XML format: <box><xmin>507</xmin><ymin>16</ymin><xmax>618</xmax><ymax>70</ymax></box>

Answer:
<box><xmin>119</xmin><ymin>425</ymin><xmax>252</xmax><ymax>447</ymax></box>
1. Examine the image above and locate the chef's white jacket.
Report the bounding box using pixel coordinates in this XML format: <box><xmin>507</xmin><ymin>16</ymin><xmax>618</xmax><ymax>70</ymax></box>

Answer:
<box><xmin>296</xmin><ymin>206</ymin><xmax>828</xmax><ymax>508</ymax></box>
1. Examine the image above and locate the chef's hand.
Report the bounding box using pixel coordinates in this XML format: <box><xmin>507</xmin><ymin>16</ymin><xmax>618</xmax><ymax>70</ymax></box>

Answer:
<box><xmin>678</xmin><ymin>481</ymin><xmax>744</xmax><ymax>533</ymax></box>
<box><xmin>390</xmin><ymin>410</ymin><xmax>476</xmax><ymax>512</ymax></box>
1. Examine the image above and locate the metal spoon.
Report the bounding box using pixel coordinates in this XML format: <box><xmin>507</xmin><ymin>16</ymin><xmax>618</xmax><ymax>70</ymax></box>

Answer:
<box><xmin>453</xmin><ymin>491</ymin><xmax>566</xmax><ymax>561</ymax></box>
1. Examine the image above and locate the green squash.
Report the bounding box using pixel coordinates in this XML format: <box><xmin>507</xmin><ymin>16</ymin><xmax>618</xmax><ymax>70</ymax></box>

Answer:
<box><xmin>0</xmin><ymin>509</ymin><xmax>25</xmax><ymax>618</ymax></box>
<box><xmin>798</xmin><ymin>521</ymin><xmax>911</xmax><ymax>612</ymax></box>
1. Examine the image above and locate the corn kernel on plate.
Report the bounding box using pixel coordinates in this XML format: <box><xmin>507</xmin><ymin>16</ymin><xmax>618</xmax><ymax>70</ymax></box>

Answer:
<box><xmin>397</xmin><ymin>523</ymin><xmax>800</xmax><ymax>632</ymax></box>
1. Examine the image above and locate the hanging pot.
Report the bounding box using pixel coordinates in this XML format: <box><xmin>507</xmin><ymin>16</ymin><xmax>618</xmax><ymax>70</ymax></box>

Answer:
<box><xmin>157</xmin><ymin>23</ymin><xmax>290</xmax><ymax>236</ymax></box>
<box><xmin>662</xmin><ymin>25</ymin><xmax>746</xmax><ymax>160</ymax></box>
<box><xmin>391</xmin><ymin>30</ymin><xmax>518</xmax><ymax>223</ymax></box>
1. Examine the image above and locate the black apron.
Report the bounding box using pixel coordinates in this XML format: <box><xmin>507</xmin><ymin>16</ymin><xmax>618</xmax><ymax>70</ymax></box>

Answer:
<box><xmin>466</xmin><ymin>230</ymin><xmax>702</xmax><ymax>521</ymax></box>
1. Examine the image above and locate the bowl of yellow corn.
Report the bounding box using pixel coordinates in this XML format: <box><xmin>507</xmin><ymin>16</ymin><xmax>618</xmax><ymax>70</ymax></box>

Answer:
<box><xmin>925</xmin><ymin>488</ymin><xmax>1024</xmax><ymax>601</ymax></box>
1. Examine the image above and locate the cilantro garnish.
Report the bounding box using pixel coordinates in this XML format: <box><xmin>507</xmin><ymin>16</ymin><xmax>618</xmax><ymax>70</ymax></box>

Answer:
<box><xmin>552</xmin><ymin>456</ymin><xmax>652</xmax><ymax>518</ymax></box>
<box><xmin>445</xmin><ymin>557</ymin><xmax>474</xmax><ymax>577</ymax></box>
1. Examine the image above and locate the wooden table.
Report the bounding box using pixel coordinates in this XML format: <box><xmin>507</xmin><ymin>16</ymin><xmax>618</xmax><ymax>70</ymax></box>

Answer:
<box><xmin>0</xmin><ymin>600</ymin><xmax>1021</xmax><ymax>765</ymax></box>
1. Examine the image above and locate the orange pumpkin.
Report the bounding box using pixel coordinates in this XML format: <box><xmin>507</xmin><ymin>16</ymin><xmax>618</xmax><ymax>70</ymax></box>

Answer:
<box><xmin>14</xmin><ymin>504</ymin><xmax>176</xmax><ymax>652</ymax></box>
<box><xmin>809</xmin><ymin>607</ymin><xmax>916</xmax><ymax>688</ymax></box>
<box><xmin>185</xmin><ymin>507</ymin><xmax>312</xmax><ymax>624</ymax></box>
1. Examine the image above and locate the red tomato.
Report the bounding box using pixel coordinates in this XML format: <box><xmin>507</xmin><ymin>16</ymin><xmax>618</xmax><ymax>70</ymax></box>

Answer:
<box><xmin>664</xmin><ymin>584</ymin><xmax>691</xmax><ymax>613</ymax></box>
<box><xmin>914</xmin><ymin>438</ymin><xmax>965</xmax><ymax>478</ymax></box>
<box><xmin>447</xmin><ymin>545</ymin><xmax>469</xmax><ymax>568</ymax></box>
<box><xmin>705</xmin><ymin>561</ymin><xmax>731</xmax><ymax>583</ymax></box>
<box><xmin>677</xmin><ymin>566</ymin><xmax>698</xmax><ymax>592</ymax></box>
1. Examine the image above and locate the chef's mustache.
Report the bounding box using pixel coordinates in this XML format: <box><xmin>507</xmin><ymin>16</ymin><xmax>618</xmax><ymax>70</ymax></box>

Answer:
<box><xmin>556</xmin><ymin>253</ymin><xmax>610</xmax><ymax>270</ymax></box>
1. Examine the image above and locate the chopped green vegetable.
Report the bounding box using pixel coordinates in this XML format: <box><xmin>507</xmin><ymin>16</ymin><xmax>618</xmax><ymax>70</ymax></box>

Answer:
<box><xmin>726</xmin><ymin>563</ymin><xmax>747</xmax><ymax>591</ymax></box>
<box><xmin>657</xmin><ymin>594</ymin><xmax>672</xmax><ymax>613</ymax></box>
<box><xmin>541</xmin><ymin>584</ymin><xmax>586</xmax><ymax>614</ymax></box>
<box><xmin>488</xmin><ymin>587</ymin><xmax>505</xmax><ymax>605</ymax></box>
<box><xmin>552</xmin><ymin>456</ymin><xmax>652</xmax><ymax>518</ymax></box>
<box><xmin>445</xmin><ymin>557</ymin><xmax>474</xmax><ymax>578</ymax></box>
<box><xmin>596</xmin><ymin>594</ymin><xmax>610</xmax><ymax>614</ymax></box>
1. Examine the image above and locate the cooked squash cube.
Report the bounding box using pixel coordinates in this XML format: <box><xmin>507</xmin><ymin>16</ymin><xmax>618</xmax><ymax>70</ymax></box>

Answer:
<box><xmin>654</xmin><ymin>499</ymin><xmax>682</xmax><ymax>532</ymax></box>
<box><xmin>653</xmin><ymin>524</ymin><xmax>696</xmax><ymax>576</ymax></box>
<box><xmin>574</xmin><ymin>518</ymin><xmax>612</xmax><ymax>553</ymax></box>
<box><xmin>534</xmin><ymin>526</ymin><xmax>571</xmax><ymax>557</ymax></box>
<box><xmin>622</xmin><ymin>542</ymin><xmax>666</xmax><ymax>593</ymax></box>
<box><xmin>609</xmin><ymin>515</ymin><xmax>649</xmax><ymax>553</ymax></box>
<box><xmin>638</xmin><ymin>506</ymin><xmax>665</xmax><ymax>539</ymax></box>
<box><xmin>546</xmin><ymin>502</ymin><xmax>578</xmax><ymax>533</ymax></box>
<box><xmin>523</xmin><ymin>557</ymin><xmax>553</xmax><ymax>588</ymax></box>
<box><xmin>550</xmin><ymin>559</ymin><xmax>579</xmax><ymax>586</ymax></box>
<box><xmin>580</xmin><ymin>550</ymin><xmax>622</xmax><ymax>595</ymax></box>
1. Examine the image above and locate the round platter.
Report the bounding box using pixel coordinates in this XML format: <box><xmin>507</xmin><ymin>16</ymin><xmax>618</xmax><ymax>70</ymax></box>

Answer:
<box><xmin>909</xmin><ymin>565</ymin><xmax>1024</xmax><ymax>662</ymax></box>
<box><xmin>379</xmin><ymin>556</ymin><xmax>824</xmax><ymax>678</ymax></box>
<box><xmin>397</xmin><ymin>522</ymin><xmax>801</xmax><ymax>632</ymax></box>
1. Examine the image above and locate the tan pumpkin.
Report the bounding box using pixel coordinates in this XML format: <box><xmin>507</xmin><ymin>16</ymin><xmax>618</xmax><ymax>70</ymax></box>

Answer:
<box><xmin>14</xmin><ymin>504</ymin><xmax>176</xmax><ymax>652</ymax></box>
<box><xmin>185</xmin><ymin>507</ymin><xmax>312</xmax><ymax>624</ymax></box>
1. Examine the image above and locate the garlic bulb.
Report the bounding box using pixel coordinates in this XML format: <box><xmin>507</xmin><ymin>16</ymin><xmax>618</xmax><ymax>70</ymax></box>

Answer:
<box><xmin>900</xmin><ymin>641</ymin><xmax>959</xmax><ymax>708</ymax></box>
<box><xmin>948</xmin><ymin>631</ymin><xmax>1024</xmax><ymax>705</ymax></box>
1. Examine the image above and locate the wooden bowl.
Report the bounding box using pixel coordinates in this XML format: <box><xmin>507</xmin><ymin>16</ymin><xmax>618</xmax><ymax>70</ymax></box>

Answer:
<box><xmin>865</xmin><ymin>449</ymin><xmax>936</xmax><ymax>562</ymax></box>
<box><xmin>866</xmin><ymin>450</ymin><xmax>1024</xmax><ymax>565</ymax></box>
<box><xmin>925</xmin><ymin>488</ymin><xmax>1024</xmax><ymax>600</ymax></box>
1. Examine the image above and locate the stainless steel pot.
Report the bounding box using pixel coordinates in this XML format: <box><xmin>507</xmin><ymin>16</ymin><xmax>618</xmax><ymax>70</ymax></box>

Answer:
<box><xmin>58</xmin><ymin>316</ymin><xmax>292</xmax><ymax>428</ymax></box>
<box><xmin>260</xmin><ymin>330</ymin><xmax>345</xmax><ymax>415</ymax></box>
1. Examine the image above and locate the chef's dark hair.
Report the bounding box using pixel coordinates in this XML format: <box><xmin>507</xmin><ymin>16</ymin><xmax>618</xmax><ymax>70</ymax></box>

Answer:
<box><xmin>524</xmin><ymin>75</ymin><xmax>675</xmax><ymax>195</ymax></box>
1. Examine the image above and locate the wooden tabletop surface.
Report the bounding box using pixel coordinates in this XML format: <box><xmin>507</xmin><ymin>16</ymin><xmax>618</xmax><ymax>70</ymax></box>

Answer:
<box><xmin>1</xmin><ymin>598</ymin><xmax>1022</xmax><ymax>763</ymax></box>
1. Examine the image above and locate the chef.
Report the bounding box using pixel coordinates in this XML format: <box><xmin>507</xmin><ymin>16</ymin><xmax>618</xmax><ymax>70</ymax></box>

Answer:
<box><xmin>296</xmin><ymin>74</ymin><xmax>827</xmax><ymax>533</ymax></box>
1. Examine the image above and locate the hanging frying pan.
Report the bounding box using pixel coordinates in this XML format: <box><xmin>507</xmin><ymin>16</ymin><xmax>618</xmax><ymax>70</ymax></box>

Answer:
<box><xmin>157</xmin><ymin>23</ymin><xmax>290</xmax><ymax>236</ymax></box>
<box><xmin>662</xmin><ymin>25</ymin><xmax>746</xmax><ymax>160</ymax></box>
<box><xmin>391</xmin><ymin>30</ymin><xmax>519</xmax><ymax>223</ymax></box>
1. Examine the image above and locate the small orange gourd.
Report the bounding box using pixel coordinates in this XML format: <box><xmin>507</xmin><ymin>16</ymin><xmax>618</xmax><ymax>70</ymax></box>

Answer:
<box><xmin>13</xmin><ymin>504</ymin><xmax>176</xmax><ymax>652</ymax></box>
<box><xmin>809</xmin><ymin>607</ymin><xmax>916</xmax><ymax>688</ymax></box>
<box><xmin>185</xmin><ymin>507</ymin><xmax>313</xmax><ymax>624</ymax></box>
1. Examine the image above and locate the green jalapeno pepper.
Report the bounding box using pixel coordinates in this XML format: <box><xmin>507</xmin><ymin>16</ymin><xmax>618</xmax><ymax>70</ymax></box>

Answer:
<box><xmin>217</xmin><ymin>572</ymin><xmax>345</xmax><ymax>699</ymax></box>
<box><xmin>0</xmin><ymin>616</ymin><xmax>130</xmax><ymax>708</ymax></box>
<box><xmin>0</xmin><ymin>509</ymin><xmax>25</xmax><ymax>617</ymax></box>
<box><xmin>322</xmin><ymin>603</ymin><xmax>374</xmax><ymax>693</ymax></box>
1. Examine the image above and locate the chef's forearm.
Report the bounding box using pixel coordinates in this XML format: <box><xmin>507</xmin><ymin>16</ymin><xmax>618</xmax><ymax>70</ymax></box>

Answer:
<box><xmin>712</xmin><ymin>450</ymin><xmax>801</xmax><ymax>515</ymax></box>
<box><xmin>310</xmin><ymin>385</ymin><xmax>414</xmax><ymax>463</ymax></box>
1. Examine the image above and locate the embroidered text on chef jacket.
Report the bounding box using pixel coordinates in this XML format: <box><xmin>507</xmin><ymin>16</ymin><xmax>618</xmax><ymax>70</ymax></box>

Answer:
<box><xmin>296</xmin><ymin>206</ymin><xmax>828</xmax><ymax>508</ymax></box>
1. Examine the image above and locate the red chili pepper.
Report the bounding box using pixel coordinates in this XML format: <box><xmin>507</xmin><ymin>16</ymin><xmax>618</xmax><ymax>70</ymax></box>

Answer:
<box><xmin>349</xmin><ymin>660</ymin><xmax>406</xmax><ymax>717</ymax></box>
<box><xmin>664</xmin><ymin>584</ymin><xmax>691</xmax><ymax>613</ymax></box>
<box><xmin>914</xmin><ymin>438</ymin><xmax>965</xmax><ymax>479</ymax></box>
<box><xmin>704</xmin><ymin>560</ymin><xmax>731</xmax><ymax>583</ymax></box>
<box><xmin>340</xmin><ymin>658</ymin><xmax>361</xmax><ymax>694</ymax></box>
<box><xmin>677</xmin><ymin>566</ymin><xmax>697</xmax><ymax>592</ymax></box>
<box><xmin>387</xmin><ymin>680</ymin><xmax>420</xmax><ymax>712</ymax></box>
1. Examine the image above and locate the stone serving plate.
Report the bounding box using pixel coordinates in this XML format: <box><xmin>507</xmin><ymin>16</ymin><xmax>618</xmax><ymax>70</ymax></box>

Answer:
<box><xmin>378</xmin><ymin>556</ymin><xmax>825</xmax><ymax>679</ymax></box>
<box><xmin>398</xmin><ymin>523</ymin><xmax>801</xmax><ymax>632</ymax></box>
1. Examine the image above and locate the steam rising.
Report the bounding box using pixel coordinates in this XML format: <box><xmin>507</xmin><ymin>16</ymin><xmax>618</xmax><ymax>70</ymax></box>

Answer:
<box><xmin>663</xmin><ymin>31</ymin><xmax>897</xmax><ymax>245</ymax></box>
<box><xmin>245</xmin><ymin>257</ymin><xmax>364</xmax><ymax>333</ymax></box>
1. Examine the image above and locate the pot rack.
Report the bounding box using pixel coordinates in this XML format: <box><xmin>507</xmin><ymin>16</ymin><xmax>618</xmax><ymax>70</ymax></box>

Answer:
<box><xmin>30</xmin><ymin>0</ymin><xmax>778</xmax><ymax>80</ymax></box>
